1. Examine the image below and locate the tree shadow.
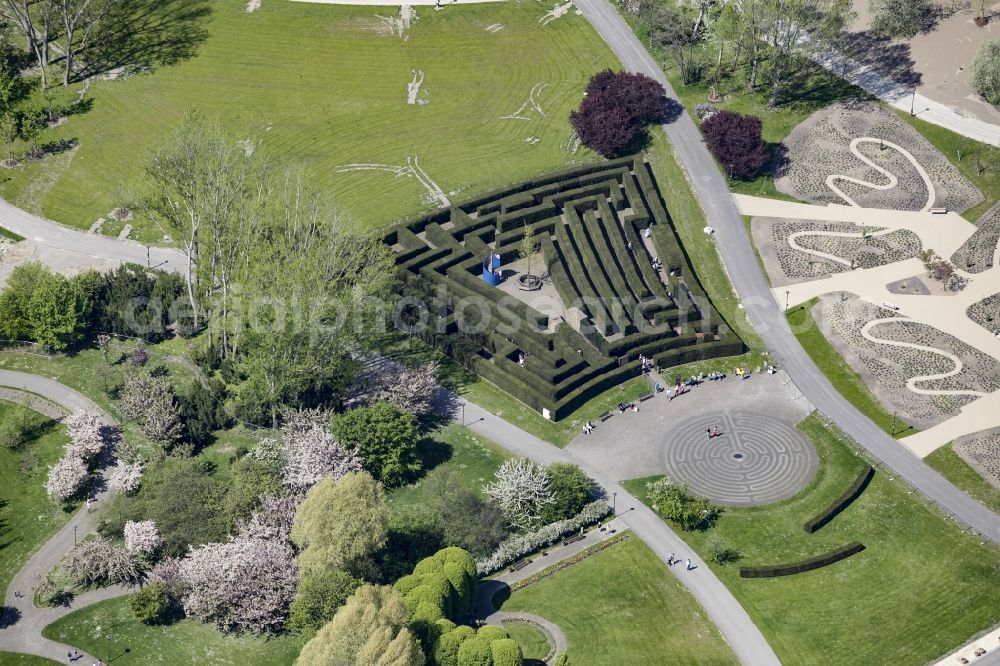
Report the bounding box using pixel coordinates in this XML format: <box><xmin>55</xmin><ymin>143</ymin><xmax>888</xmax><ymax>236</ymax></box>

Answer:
<box><xmin>0</xmin><ymin>605</ymin><xmax>21</xmax><ymax>629</ymax></box>
<box><xmin>413</xmin><ymin>437</ymin><xmax>453</xmax><ymax>480</ymax></box>
<box><xmin>660</xmin><ymin>97</ymin><xmax>684</xmax><ymax>124</ymax></box>
<box><xmin>76</xmin><ymin>0</ymin><xmax>212</xmax><ymax>81</ymax></box>
<box><xmin>834</xmin><ymin>30</ymin><xmax>923</xmax><ymax>99</ymax></box>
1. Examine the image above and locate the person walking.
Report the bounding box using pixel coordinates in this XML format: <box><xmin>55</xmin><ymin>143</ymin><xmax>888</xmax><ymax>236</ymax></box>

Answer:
<box><xmin>685</xmin><ymin>558</ymin><xmax>693</xmax><ymax>571</ymax></box>
<box><xmin>706</xmin><ymin>427</ymin><xmax>712</xmax><ymax>439</ymax></box>
<box><xmin>711</xmin><ymin>427</ymin><xmax>719</xmax><ymax>438</ymax></box>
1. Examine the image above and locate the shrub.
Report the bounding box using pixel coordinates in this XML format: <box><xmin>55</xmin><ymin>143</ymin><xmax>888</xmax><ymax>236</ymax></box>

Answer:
<box><xmin>803</xmin><ymin>466</ymin><xmax>874</xmax><ymax>533</ymax></box>
<box><xmin>537</xmin><ymin>463</ymin><xmax>593</xmax><ymax>524</ymax></box>
<box><xmin>130</xmin><ymin>582</ymin><xmax>171</xmax><ymax>624</ymax></box>
<box><xmin>63</xmin><ymin>537</ymin><xmax>141</xmax><ymax>586</ymax></box>
<box><xmin>330</xmin><ymin>402</ymin><xmax>421</xmax><ymax>487</ymax></box>
<box><xmin>491</xmin><ymin>638</ymin><xmax>524</xmax><ymax>666</ymax></box>
<box><xmin>288</xmin><ymin>570</ymin><xmax>362</xmax><ymax>633</ymax></box>
<box><xmin>435</xmin><ymin>625</ymin><xmax>476</xmax><ymax>666</ymax></box>
<box><xmin>708</xmin><ymin>538</ymin><xmax>740</xmax><ymax>565</ymax></box>
<box><xmin>871</xmin><ymin>0</ymin><xmax>935</xmax><ymax>39</ymax></box>
<box><xmin>646</xmin><ymin>480</ymin><xmax>721</xmax><ymax>531</ymax></box>
<box><xmin>973</xmin><ymin>39</ymin><xmax>1000</xmax><ymax>106</ymax></box>
<box><xmin>457</xmin><ymin>636</ymin><xmax>493</xmax><ymax>666</ymax></box>
<box><xmin>739</xmin><ymin>542</ymin><xmax>866</xmax><ymax>578</ymax></box>
<box><xmin>700</xmin><ymin>110</ymin><xmax>770</xmax><ymax>180</ymax></box>
<box><xmin>130</xmin><ymin>344</ymin><xmax>149</xmax><ymax>367</ymax></box>
<box><xmin>570</xmin><ymin>70</ymin><xmax>669</xmax><ymax>157</ymax></box>
<box><xmin>554</xmin><ymin>654</ymin><xmax>569</xmax><ymax>666</ymax></box>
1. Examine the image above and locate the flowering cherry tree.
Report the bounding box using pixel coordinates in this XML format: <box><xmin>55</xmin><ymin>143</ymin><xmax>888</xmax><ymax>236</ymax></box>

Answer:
<box><xmin>124</xmin><ymin>520</ymin><xmax>162</xmax><ymax>556</ymax></box>
<box><xmin>46</xmin><ymin>454</ymin><xmax>89</xmax><ymax>503</ymax></box>
<box><xmin>369</xmin><ymin>360</ymin><xmax>440</xmax><ymax>417</ymax></box>
<box><xmin>64</xmin><ymin>410</ymin><xmax>111</xmax><ymax>461</ymax></box>
<box><xmin>180</xmin><ymin>537</ymin><xmax>298</xmax><ymax>634</ymax></box>
<box><xmin>238</xmin><ymin>495</ymin><xmax>302</xmax><ymax>543</ymax></box>
<box><xmin>108</xmin><ymin>461</ymin><xmax>143</xmax><ymax>495</ymax></box>
<box><xmin>483</xmin><ymin>458</ymin><xmax>555</xmax><ymax>531</ymax></box>
<box><xmin>281</xmin><ymin>413</ymin><xmax>363</xmax><ymax>493</ymax></box>
<box><xmin>63</xmin><ymin>537</ymin><xmax>140</xmax><ymax>586</ymax></box>
<box><xmin>119</xmin><ymin>372</ymin><xmax>181</xmax><ymax>446</ymax></box>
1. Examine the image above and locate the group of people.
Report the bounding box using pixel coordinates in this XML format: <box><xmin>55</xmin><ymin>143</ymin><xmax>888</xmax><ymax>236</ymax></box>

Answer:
<box><xmin>705</xmin><ymin>426</ymin><xmax>721</xmax><ymax>439</ymax></box>
<box><xmin>666</xmin><ymin>553</ymin><xmax>695</xmax><ymax>571</ymax></box>
<box><xmin>617</xmin><ymin>401</ymin><xmax>638</xmax><ymax>414</ymax></box>
<box><xmin>650</xmin><ymin>257</ymin><xmax>663</xmax><ymax>272</ymax></box>
<box><xmin>66</xmin><ymin>650</ymin><xmax>103</xmax><ymax>666</ymax></box>
<box><xmin>638</xmin><ymin>354</ymin><xmax>655</xmax><ymax>373</ymax></box>
<box><xmin>707</xmin><ymin>371</ymin><xmax>726</xmax><ymax>381</ymax></box>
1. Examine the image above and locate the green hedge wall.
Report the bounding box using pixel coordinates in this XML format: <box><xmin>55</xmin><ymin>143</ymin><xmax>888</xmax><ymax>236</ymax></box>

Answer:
<box><xmin>739</xmin><ymin>542</ymin><xmax>866</xmax><ymax>578</ymax></box>
<box><xmin>803</xmin><ymin>466</ymin><xmax>875</xmax><ymax>533</ymax></box>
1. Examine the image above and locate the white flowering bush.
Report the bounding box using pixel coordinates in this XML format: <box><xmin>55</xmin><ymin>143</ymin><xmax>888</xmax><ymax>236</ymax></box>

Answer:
<box><xmin>147</xmin><ymin>557</ymin><xmax>187</xmax><ymax>597</ymax></box>
<box><xmin>63</xmin><ymin>537</ymin><xmax>141</xmax><ymax>586</ymax></box>
<box><xmin>245</xmin><ymin>437</ymin><xmax>285</xmax><ymax>468</ymax></box>
<box><xmin>483</xmin><ymin>458</ymin><xmax>555</xmax><ymax>531</ymax></box>
<box><xmin>475</xmin><ymin>500</ymin><xmax>610</xmax><ymax>576</ymax></box>
<box><xmin>107</xmin><ymin>461</ymin><xmax>143</xmax><ymax>495</ymax></box>
<box><xmin>124</xmin><ymin>520</ymin><xmax>162</xmax><ymax>556</ymax></box>
<box><xmin>180</xmin><ymin>537</ymin><xmax>297</xmax><ymax>634</ymax></box>
<box><xmin>45</xmin><ymin>454</ymin><xmax>89</xmax><ymax>503</ymax></box>
<box><xmin>64</xmin><ymin>410</ymin><xmax>111</xmax><ymax>461</ymax></box>
<box><xmin>369</xmin><ymin>360</ymin><xmax>440</xmax><ymax>417</ymax></box>
<box><xmin>238</xmin><ymin>495</ymin><xmax>301</xmax><ymax>542</ymax></box>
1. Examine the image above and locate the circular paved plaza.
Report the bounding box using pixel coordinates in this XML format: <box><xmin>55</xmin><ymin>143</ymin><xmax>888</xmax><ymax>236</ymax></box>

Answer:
<box><xmin>662</xmin><ymin>411</ymin><xmax>818</xmax><ymax>505</ymax></box>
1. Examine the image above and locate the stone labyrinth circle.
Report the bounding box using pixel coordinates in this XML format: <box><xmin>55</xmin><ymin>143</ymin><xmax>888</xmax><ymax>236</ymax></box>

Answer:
<box><xmin>662</xmin><ymin>411</ymin><xmax>818</xmax><ymax>506</ymax></box>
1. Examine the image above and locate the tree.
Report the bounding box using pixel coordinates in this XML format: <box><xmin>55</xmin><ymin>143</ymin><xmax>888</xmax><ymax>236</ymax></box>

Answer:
<box><xmin>0</xmin><ymin>265</ymin><xmax>99</xmax><ymax>351</ymax></box>
<box><xmin>537</xmin><ymin>463</ymin><xmax>593</xmax><ymax>524</ymax></box>
<box><xmin>176</xmin><ymin>378</ymin><xmax>228</xmax><ymax>447</ymax></box>
<box><xmin>291</xmin><ymin>471</ymin><xmax>389</xmax><ymax>578</ymax></box>
<box><xmin>45</xmin><ymin>454</ymin><xmax>88</xmax><ymax>503</ymax></box>
<box><xmin>0</xmin><ymin>262</ymin><xmax>46</xmax><ymax>340</ymax></box>
<box><xmin>569</xmin><ymin>70</ymin><xmax>669</xmax><ymax>158</ymax></box>
<box><xmin>518</xmin><ymin>224</ymin><xmax>540</xmax><ymax>281</ymax></box>
<box><xmin>64</xmin><ymin>409</ymin><xmax>112</xmax><ymax>462</ymax></box>
<box><xmin>180</xmin><ymin>536</ymin><xmax>298</xmax><ymax>634</ymax></box>
<box><xmin>646</xmin><ymin>479</ymin><xmax>721</xmax><ymax>531</ymax></box>
<box><xmin>871</xmin><ymin>0</ymin><xmax>935</xmax><ymax>38</ymax></box>
<box><xmin>650</xmin><ymin>4</ymin><xmax>702</xmax><ymax>85</ymax></box>
<box><xmin>296</xmin><ymin>585</ymin><xmax>423</xmax><ymax>666</ymax></box>
<box><xmin>972</xmin><ymin>39</ymin><xmax>1000</xmax><ymax>107</ymax></box>
<box><xmin>412</xmin><ymin>468</ymin><xmax>507</xmax><ymax>558</ymax></box>
<box><xmin>0</xmin><ymin>111</ymin><xmax>17</xmax><ymax>164</ymax></box>
<box><xmin>123</xmin><ymin>519</ymin><xmax>162</xmax><ymax>556</ymax></box>
<box><xmin>701</xmin><ymin>111</ymin><xmax>771</xmax><ymax>180</ymax></box>
<box><xmin>280</xmin><ymin>412</ymin><xmax>363</xmax><ymax>493</ymax></box>
<box><xmin>119</xmin><ymin>372</ymin><xmax>182</xmax><ymax>447</ymax></box>
<box><xmin>331</xmin><ymin>402</ymin><xmax>421</xmax><ymax>487</ymax></box>
<box><xmin>368</xmin><ymin>360</ymin><xmax>440</xmax><ymax>418</ymax></box>
<box><xmin>19</xmin><ymin>107</ymin><xmax>44</xmax><ymax>159</ymax></box>
<box><xmin>62</xmin><ymin>537</ymin><xmax>140</xmax><ymax>586</ymax></box>
<box><xmin>483</xmin><ymin>459</ymin><xmax>555</xmax><ymax>532</ymax></box>
<box><xmin>221</xmin><ymin>456</ymin><xmax>284</xmax><ymax>532</ymax></box>
<box><xmin>140</xmin><ymin>459</ymin><xmax>229</xmax><ymax>557</ymax></box>
<box><xmin>288</xmin><ymin>570</ymin><xmax>362</xmax><ymax>633</ymax></box>
<box><xmin>107</xmin><ymin>461</ymin><xmax>142</xmax><ymax>495</ymax></box>
<box><xmin>59</xmin><ymin>0</ymin><xmax>113</xmax><ymax>86</ymax></box>
<box><xmin>0</xmin><ymin>0</ymin><xmax>56</xmax><ymax>88</ymax></box>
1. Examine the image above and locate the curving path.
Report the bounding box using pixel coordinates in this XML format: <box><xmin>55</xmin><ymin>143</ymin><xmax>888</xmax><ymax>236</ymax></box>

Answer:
<box><xmin>860</xmin><ymin>319</ymin><xmax>989</xmax><ymax>398</ymax></box>
<box><xmin>787</xmin><ymin>227</ymin><xmax>895</xmax><ymax>268</ymax></box>
<box><xmin>0</xmin><ymin>371</ymin><xmax>133</xmax><ymax>664</ymax></box>
<box><xmin>476</xmin><ymin>579</ymin><xmax>569</xmax><ymax>663</ymax></box>
<box><xmin>825</xmin><ymin>137</ymin><xmax>936</xmax><ymax>212</ymax></box>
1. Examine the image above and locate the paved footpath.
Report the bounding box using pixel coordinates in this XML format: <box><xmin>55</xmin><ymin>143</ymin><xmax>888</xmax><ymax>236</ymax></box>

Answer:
<box><xmin>458</xmin><ymin>397</ymin><xmax>781</xmax><ymax>666</ymax></box>
<box><xmin>572</xmin><ymin>0</ymin><xmax>1000</xmax><ymax>551</ymax></box>
<box><xmin>0</xmin><ymin>371</ymin><xmax>132</xmax><ymax>664</ymax></box>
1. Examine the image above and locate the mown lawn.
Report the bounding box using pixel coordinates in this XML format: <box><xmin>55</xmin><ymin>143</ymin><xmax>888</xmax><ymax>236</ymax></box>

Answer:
<box><xmin>0</xmin><ymin>0</ymin><xmax>619</xmax><ymax>242</ymax></box>
<box><xmin>623</xmin><ymin>414</ymin><xmax>1000</xmax><ymax>666</ymax></box>
<box><xmin>500</xmin><ymin>535</ymin><xmax>738</xmax><ymax>666</ymax></box>
<box><xmin>41</xmin><ymin>596</ymin><xmax>305</xmax><ymax>666</ymax></box>
<box><xmin>785</xmin><ymin>299</ymin><xmax>918</xmax><ymax>438</ymax></box>
<box><xmin>0</xmin><ymin>654</ymin><xmax>61</xmax><ymax>666</ymax></box>
<box><xmin>502</xmin><ymin>622</ymin><xmax>550</xmax><ymax>663</ymax></box>
<box><xmin>925</xmin><ymin>444</ymin><xmax>1000</xmax><ymax>516</ymax></box>
<box><xmin>0</xmin><ymin>401</ymin><xmax>72</xmax><ymax>598</ymax></box>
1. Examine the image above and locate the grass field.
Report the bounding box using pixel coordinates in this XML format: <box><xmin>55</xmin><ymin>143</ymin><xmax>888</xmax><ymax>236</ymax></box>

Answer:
<box><xmin>622</xmin><ymin>415</ymin><xmax>1000</xmax><ymax>666</ymax></box>
<box><xmin>0</xmin><ymin>655</ymin><xmax>60</xmax><ymax>666</ymax></box>
<box><xmin>41</xmin><ymin>596</ymin><xmax>305</xmax><ymax>666</ymax></box>
<box><xmin>785</xmin><ymin>299</ymin><xmax>918</xmax><ymax>438</ymax></box>
<box><xmin>0</xmin><ymin>401</ymin><xmax>72</xmax><ymax>598</ymax></box>
<box><xmin>925</xmin><ymin>444</ymin><xmax>1000</xmax><ymax>516</ymax></box>
<box><xmin>502</xmin><ymin>622</ymin><xmax>550</xmax><ymax>663</ymax></box>
<box><xmin>0</xmin><ymin>0</ymin><xmax>619</xmax><ymax>242</ymax></box>
<box><xmin>500</xmin><ymin>535</ymin><xmax>738</xmax><ymax>666</ymax></box>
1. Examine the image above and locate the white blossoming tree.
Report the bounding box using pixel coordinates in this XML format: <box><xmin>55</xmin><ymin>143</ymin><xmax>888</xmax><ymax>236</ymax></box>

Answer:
<box><xmin>483</xmin><ymin>458</ymin><xmax>555</xmax><ymax>532</ymax></box>
<box><xmin>124</xmin><ymin>520</ymin><xmax>162</xmax><ymax>556</ymax></box>
<box><xmin>369</xmin><ymin>360</ymin><xmax>440</xmax><ymax>417</ymax></box>
<box><xmin>119</xmin><ymin>372</ymin><xmax>182</xmax><ymax>446</ymax></box>
<box><xmin>107</xmin><ymin>461</ymin><xmax>143</xmax><ymax>495</ymax></box>
<box><xmin>180</xmin><ymin>537</ymin><xmax>298</xmax><ymax>634</ymax></box>
<box><xmin>63</xmin><ymin>537</ymin><xmax>141</xmax><ymax>586</ymax></box>
<box><xmin>281</xmin><ymin>415</ymin><xmax>363</xmax><ymax>493</ymax></box>
<box><xmin>64</xmin><ymin>410</ymin><xmax>112</xmax><ymax>461</ymax></box>
<box><xmin>238</xmin><ymin>495</ymin><xmax>301</xmax><ymax>542</ymax></box>
<box><xmin>46</xmin><ymin>455</ymin><xmax>89</xmax><ymax>503</ymax></box>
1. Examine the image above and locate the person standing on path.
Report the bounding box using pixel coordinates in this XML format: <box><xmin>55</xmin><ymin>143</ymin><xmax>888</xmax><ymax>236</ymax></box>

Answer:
<box><xmin>685</xmin><ymin>558</ymin><xmax>693</xmax><ymax>570</ymax></box>
<box><xmin>706</xmin><ymin>428</ymin><xmax>712</xmax><ymax>439</ymax></box>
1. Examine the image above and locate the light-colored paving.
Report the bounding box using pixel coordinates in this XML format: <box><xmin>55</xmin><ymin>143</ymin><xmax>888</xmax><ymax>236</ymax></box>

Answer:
<box><xmin>0</xmin><ymin>371</ymin><xmax>131</xmax><ymax>665</ymax></box>
<box><xmin>930</xmin><ymin>625</ymin><xmax>1000</xmax><ymax>666</ymax></box>
<box><xmin>736</xmin><ymin>192</ymin><xmax>1000</xmax><ymax>456</ymax></box>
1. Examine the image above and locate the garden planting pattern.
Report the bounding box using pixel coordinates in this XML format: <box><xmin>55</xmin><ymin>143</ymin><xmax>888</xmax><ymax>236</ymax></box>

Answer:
<box><xmin>967</xmin><ymin>293</ymin><xmax>1000</xmax><ymax>333</ymax></box>
<box><xmin>816</xmin><ymin>295</ymin><xmax>999</xmax><ymax>428</ymax></box>
<box><xmin>952</xmin><ymin>201</ymin><xmax>1000</xmax><ymax>274</ymax></box>
<box><xmin>955</xmin><ymin>427</ymin><xmax>1000</xmax><ymax>490</ymax></box>
<box><xmin>750</xmin><ymin>218</ymin><xmax>921</xmax><ymax>285</ymax></box>
<box><xmin>383</xmin><ymin>156</ymin><xmax>744</xmax><ymax>420</ymax></box>
<box><xmin>776</xmin><ymin>102</ymin><xmax>983</xmax><ymax>213</ymax></box>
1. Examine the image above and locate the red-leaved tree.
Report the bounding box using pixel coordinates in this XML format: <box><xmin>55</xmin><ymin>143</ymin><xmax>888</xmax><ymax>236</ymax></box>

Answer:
<box><xmin>700</xmin><ymin>111</ymin><xmax>771</xmax><ymax>180</ymax></box>
<box><xmin>570</xmin><ymin>70</ymin><xmax>670</xmax><ymax>158</ymax></box>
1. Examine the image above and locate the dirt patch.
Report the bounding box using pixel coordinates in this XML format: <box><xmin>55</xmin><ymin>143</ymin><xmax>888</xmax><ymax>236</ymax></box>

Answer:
<box><xmin>246</xmin><ymin>0</ymin><xmax>261</xmax><ymax>11</ymax></box>
<box><xmin>540</xmin><ymin>1</ymin><xmax>573</xmax><ymax>25</ymax></box>
<box><xmin>886</xmin><ymin>276</ymin><xmax>931</xmax><ymax>295</ymax></box>
<box><xmin>776</xmin><ymin>101</ymin><xmax>983</xmax><ymax>213</ymax></box>
<box><xmin>815</xmin><ymin>294</ymin><xmax>996</xmax><ymax>428</ymax></box>
<box><xmin>406</xmin><ymin>69</ymin><xmax>428</xmax><ymax>105</ymax></box>
<box><xmin>952</xmin><ymin>200</ymin><xmax>1000</xmax><ymax>273</ymax></box>
<box><xmin>967</xmin><ymin>292</ymin><xmax>1000</xmax><ymax>333</ymax></box>
<box><xmin>501</xmin><ymin>83</ymin><xmax>548</xmax><ymax>121</ymax></box>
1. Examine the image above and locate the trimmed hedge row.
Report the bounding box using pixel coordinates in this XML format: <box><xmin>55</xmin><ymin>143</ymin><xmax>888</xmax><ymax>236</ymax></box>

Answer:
<box><xmin>739</xmin><ymin>542</ymin><xmax>866</xmax><ymax>578</ymax></box>
<box><xmin>803</xmin><ymin>465</ymin><xmax>875</xmax><ymax>533</ymax></box>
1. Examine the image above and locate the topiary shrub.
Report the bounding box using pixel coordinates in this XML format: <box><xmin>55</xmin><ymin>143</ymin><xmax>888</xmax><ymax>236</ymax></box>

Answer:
<box><xmin>490</xmin><ymin>638</ymin><xmax>524</xmax><ymax>666</ymax></box>
<box><xmin>700</xmin><ymin>110</ymin><xmax>771</xmax><ymax>180</ymax></box>
<box><xmin>435</xmin><ymin>624</ymin><xmax>476</xmax><ymax>666</ymax></box>
<box><xmin>129</xmin><ymin>582</ymin><xmax>171</xmax><ymax>624</ymax></box>
<box><xmin>458</xmin><ymin>636</ymin><xmax>494</xmax><ymax>666</ymax></box>
<box><xmin>803</xmin><ymin>466</ymin><xmax>874</xmax><ymax>533</ymax></box>
<box><xmin>740</xmin><ymin>542</ymin><xmax>866</xmax><ymax>578</ymax></box>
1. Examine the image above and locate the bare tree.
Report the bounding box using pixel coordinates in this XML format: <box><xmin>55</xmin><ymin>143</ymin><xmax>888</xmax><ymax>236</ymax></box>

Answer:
<box><xmin>59</xmin><ymin>0</ymin><xmax>113</xmax><ymax>86</ymax></box>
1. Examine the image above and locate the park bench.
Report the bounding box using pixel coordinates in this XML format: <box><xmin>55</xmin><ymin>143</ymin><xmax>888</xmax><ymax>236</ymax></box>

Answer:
<box><xmin>929</xmin><ymin>207</ymin><xmax>948</xmax><ymax>214</ymax></box>
<box><xmin>563</xmin><ymin>532</ymin><xmax>586</xmax><ymax>545</ymax></box>
<box><xmin>509</xmin><ymin>559</ymin><xmax>531</xmax><ymax>573</ymax></box>
<box><xmin>638</xmin><ymin>392</ymin><xmax>654</xmax><ymax>402</ymax></box>
<box><xmin>597</xmin><ymin>411</ymin><xmax>613</xmax><ymax>422</ymax></box>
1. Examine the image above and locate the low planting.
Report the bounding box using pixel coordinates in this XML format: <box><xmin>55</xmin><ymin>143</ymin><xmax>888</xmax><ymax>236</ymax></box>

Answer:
<box><xmin>739</xmin><ymin>541</ymin><xmax>865</xmax><ymax>578</ymax></box>
<box><xmin>803</xmin><ymin>465</ymin><xmax>874</xmax><ymax>533</ymax></box>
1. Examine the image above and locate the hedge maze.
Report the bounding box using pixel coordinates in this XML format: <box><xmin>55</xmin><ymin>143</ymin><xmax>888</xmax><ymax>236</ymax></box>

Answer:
<box><xmin>383</xmin><ymin>156</ymin><xmax>744</xmax><ymax>420</ymax></box>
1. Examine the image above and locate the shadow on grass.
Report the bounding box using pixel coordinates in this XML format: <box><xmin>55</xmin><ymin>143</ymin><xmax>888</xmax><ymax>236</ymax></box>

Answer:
<box><xmin>78</xmin><ymin>0</ymin><xmax>212</xmax><ymax>81</ymax></box>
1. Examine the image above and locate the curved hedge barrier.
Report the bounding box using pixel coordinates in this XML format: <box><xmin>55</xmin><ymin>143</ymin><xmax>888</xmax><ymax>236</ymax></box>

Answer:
<box><xmin>739</xmin><ymin>542</ymin><xmax>865</xmax><ymax>578</ymax></box>
<box><xmin>803</xmin><ymin>465</ymin><xmax>875</xmax><ymax>534</ymax></box>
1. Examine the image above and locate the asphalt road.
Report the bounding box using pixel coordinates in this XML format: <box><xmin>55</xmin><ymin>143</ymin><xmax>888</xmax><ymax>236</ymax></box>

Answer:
<box><xmin>572</xmin><ymin>0</ymin><xmax>1000</xmax><ymax>550</ymax></box>
<box><xmin>0</xmin><ymin>196</ymin><xmax>185</xmax><ymax>274</ymax></box>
